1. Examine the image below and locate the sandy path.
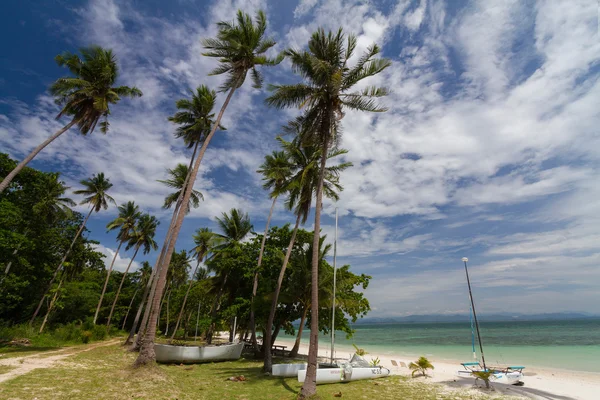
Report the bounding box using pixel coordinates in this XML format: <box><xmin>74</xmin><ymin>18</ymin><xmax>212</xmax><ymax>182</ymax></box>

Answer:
<box><xmin>0</xmin><ymin>339</ymin><xmax>121</xmax><ymax>384</ymax></box>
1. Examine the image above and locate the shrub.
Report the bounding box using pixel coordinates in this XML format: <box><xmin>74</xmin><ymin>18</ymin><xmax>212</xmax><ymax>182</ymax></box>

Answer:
<box><xmin>81</xmin><ymin>330</ymin><xmax>93</xmax><ymax>344</ymax></box>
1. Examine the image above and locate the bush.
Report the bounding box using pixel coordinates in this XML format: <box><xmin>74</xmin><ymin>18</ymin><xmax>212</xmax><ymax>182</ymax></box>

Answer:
<box><xmin>92</xmin><ymin>325</ymin><xmax>107</xmax><ymax>341</ymax></box>
<box><xmin>81</xmin><ymin>330</ymin><xmax>93</xmax><ymax>344</ymax></box>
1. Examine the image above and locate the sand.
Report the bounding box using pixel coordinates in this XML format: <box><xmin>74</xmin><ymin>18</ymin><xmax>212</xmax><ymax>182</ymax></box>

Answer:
<box><xmin>273</xmin><ymin>337</ymin><xmax>600</xmax><ymax>400</ymax></box>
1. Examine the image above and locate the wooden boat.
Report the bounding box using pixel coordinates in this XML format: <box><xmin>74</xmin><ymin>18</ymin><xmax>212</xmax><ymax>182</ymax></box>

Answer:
<box><xmin>297</xmin><ymin>365</ymin><xmax>390</xmax><ymax>384</ymax></box>
<box><xmin>154</xmin><ymin>342</ymin><xmax>244</xmax><ymax>364</ymax></box>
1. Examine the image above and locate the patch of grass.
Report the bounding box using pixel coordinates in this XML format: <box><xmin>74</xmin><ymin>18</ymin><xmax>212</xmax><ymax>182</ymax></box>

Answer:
<box><xmin>0</xmin><ymin>365</ymin><xmax>16</xmax><ymax>374</ymax></box>
<box><xmin>0</xmin><ymin>345</ymin><xmax>522</xmax><ymax>400</ymax></box>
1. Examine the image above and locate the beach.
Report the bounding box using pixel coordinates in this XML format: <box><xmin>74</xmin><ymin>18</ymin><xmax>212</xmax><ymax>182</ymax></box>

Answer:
<box><xmin>273</xmin><ymin>336</ymin><xmax>600</xmax><ymax>400</ymax></box>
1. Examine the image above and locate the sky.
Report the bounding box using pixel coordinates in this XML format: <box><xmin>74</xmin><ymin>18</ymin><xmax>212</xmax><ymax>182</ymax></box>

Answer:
<box><xmin>1</xmin><ymin>0</ymin><xmax>599</xmax><ymax>317</ymax></box>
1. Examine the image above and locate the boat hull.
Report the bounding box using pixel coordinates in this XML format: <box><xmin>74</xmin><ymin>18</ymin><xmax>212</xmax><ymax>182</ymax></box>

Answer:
<box><xmin>457</xmin><ymin>369</ymin><xmax>524</xmax><ymax>385</ymax></box>
<box><xmin>272</xmin><ymin>363</ymin><xmax>307</xmax><ymax>377</ymax></box>
<box><xmin>298</xmin><ymin>366</ymin><xmax>390</xmax><ymax>384</ymax></box>
<box><xmin>154</xmin><ymin>342</ymin><xmax>244</xmax><ymax>364</ymax></box>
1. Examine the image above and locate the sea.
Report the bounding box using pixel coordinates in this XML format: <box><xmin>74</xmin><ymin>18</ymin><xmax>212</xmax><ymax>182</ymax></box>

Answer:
<box><xmin>283</xmin><ymin>319</ymin><xmax>600</xmax><ymax>373</ymax></box>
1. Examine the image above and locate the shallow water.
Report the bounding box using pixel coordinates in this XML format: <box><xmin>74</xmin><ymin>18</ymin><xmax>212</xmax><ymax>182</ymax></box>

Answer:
<box><xmin>282</xmin><ymin>319</ymin><xmax>600</xmax><ymax>372</ymax></box>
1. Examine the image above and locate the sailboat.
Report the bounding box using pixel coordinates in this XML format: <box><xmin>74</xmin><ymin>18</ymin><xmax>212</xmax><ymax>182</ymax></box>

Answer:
<box><xmin>456</xmin><ymin>257</ymin><xmax>525</xmax><ymax>386</ymax></box>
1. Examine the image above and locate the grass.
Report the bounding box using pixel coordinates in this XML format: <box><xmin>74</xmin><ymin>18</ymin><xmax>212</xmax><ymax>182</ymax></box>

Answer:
<box><xmin>0</xmin><ymin>365</ymin><xmax>16</xmax><ymax>375</ymax></box>
<box><xmin>0</xmin><ymin>344</ymin><xmax>521</xmax><ymax>400</ymax></box>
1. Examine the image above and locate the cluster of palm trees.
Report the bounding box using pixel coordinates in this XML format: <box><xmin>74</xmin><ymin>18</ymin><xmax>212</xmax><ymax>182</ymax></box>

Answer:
<box><xmin>1</xmin><ymin>8</ymin><xmax>390</xmax><ymax>398</ymax></box>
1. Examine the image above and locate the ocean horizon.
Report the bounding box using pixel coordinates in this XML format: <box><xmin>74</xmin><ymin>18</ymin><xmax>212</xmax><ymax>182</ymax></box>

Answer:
<box><xmin>282</xmin><ymin>318</ymin><xmax>600</xmax><ymax>373</ymax></box>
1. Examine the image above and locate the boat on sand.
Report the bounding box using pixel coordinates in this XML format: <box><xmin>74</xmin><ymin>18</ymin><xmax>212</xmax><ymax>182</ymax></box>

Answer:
<box><xmin>154</xmin><ymin>341</ymin><xmax>244</xmax><ymax>364</ymax></box>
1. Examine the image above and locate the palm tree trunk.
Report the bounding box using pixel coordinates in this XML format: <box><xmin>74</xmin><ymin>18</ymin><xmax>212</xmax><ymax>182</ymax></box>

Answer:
<box><xmin>122</xmin><ymin>287</ymin><xmax>139</xmax><ymax>330</ymax></box>
<box><xmin>94</xmin><ymin>240</ymin><xmax>124</xmax><ymax>324</ymax></box>
<box><xmin>165</xmin><ymin>289</ymin><xmax>171</xmax><ymax>336</ymax></box>
<box><xmin>106</xmin><ymin>245</ymin><xmax>140</xmax><ymax>327</ymax></box>
<box><xmin>301</xmin><ymin>131</ymin><xmax>330</xmax><ymax>398</ymax></box>
<box><xmin>135</xmin><ymin>85</ymin><xmax>237</xmax><ymax>367</ymax></box>
<box><xmin>0</xmin><ymin>247</ymin><xmax>20</xmax><ymax>287</ymax></box>
<box><xmin>133</xmin><ymin>142</ymin><xmax>198</xmax><ymax>348</ymax></box>
<box><xmin>169</xmin><ymin>259</ymin><xmax>202</xmax><ymax>343</ymax></box>
<box><xmin>0</xmin><ymin>120</ymin><xmax>77</xmax><ymax>194</ymax></box>
<box><xmin>126</xmin><ymin>256</ymin><xmax>159</xmax><ymax>346</ymax></box>
<box><xmin>289</xmin><ymin>304</ymin><xmax>308</xmax><ymax>358</ymax></box>
<box><xmin>264</xmin><ymin>212</ymin><xmax>301</xmax><ymax>372</ymax></box>
<box><xmin>30</xmin><ymin>206</ymin><xmax>93</xmax><ymax>325</ymax></box>
<box><xmin>206</xmin><ymin>272</ymin><xmax>228</xmax><ymax>344</ymax></box>
<box><xmin>250</xmin><ymin>196</ymin><xmax>277</xmax><ymax>353</ymax></box>
<box><xmin>39</xmin><ymin>275</ymin><xmax>64</xmax><ymax>334</ymax></box>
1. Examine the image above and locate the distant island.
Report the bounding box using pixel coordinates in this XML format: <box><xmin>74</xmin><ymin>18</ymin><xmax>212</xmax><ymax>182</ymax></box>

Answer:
<box><xmin>354</xmin><ymin>312</ymin><xmax>599</xmax><ymax>324</ymax></box>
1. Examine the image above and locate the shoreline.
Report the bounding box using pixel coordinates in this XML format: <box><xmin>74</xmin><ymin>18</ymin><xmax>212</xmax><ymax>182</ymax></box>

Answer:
<box><xmin>273</xmin><ymin>336</ymin><xmax>600</xmax><ymax>400</ymax></box>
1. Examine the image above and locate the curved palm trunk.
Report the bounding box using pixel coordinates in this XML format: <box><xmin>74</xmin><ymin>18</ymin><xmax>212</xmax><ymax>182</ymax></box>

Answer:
<box><xmin>169</xmin><ymin>259</ymin><xmax>202</xmax><ymax>343</ymax></box>
<box><xmin>122</xmin><ymin>287</ymin><xmax>139</xmax><ymax>330</ymax></box>
<box><xmin>206</xmin><ymin>272</ymin><xmax>228</xmax><ymax>344</ymax></box>
<box><xmin>30</xmin><ymin>206</ymin><xmax>93</xmax><ymax>325</ymax></box>
<box><xmin>300</xmin><ymin>133</ymin><xmax>330</xmax><ymax>398</ymax></box>
<box><xmin>94</xmin><ymin>240</ymin><xmax>124</xmax><ymax>324</ymax></box>
<box><xmin>264</xmin><ymin>212</ymin><xmax>301</xmax><ymax>372</ymax></box>
<box><xmin>0</xmin><ymin>120</ymin><xmax>77</xmax><ymax>194</ymax></box>
<box><xmin>106</xmin><ymin>245</ymin><xmax>140</xmax><ymax>327</ymax></box>
<box><xmin>135</xmin><ymin>86</ymin><xmax>237</xmax><ymax>367</ymax></box>
<box><xmin>0</xmin><ymin>247</ymin><xmax>20</xmax><ymax>287</ymax></box>
<box><xmin>39</xmin><ymin>275</ymin><xmax>64</xmax><ymax>334</ymax></box>
<box><xmin>289</xmin><ymin>304</ymin><xmax>308</xmax><ymax>358</ymax></box>
<box><xmin>165</xmin><ymin>289</ymin><xmax>171</xmax><ymax>335</ymax></box>
<box><xmin>250</xmin><ymin>196</ymin><xmax>277</xmax><ymax>353</ymax></box>
<box><xmin>125</xmin><ymin>256</ymin><xmax>160</xmax><ymax>346</ymax></box>
<box><xmin>133</xmin><ymin>141</ymin><xmax>198</xmax><ymax>348</ymax></box>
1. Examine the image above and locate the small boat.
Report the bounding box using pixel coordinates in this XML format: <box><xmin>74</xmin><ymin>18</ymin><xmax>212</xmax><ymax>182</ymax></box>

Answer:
<box><xmin>456</xmin><ymin>258</ymin><xmax>525</xmax><ymax>386</ymax></box>
<box><xmin>272</xmin><ymin>362</ymin><xmax>338</xmax><ymax>377</ymax></box>
<box><xmin>297</xmin><ymin>354</ymin><xmax>390</xmax><ymax>384</ymax></box>
<box><xmin>457</xmin><ymin>362</ymin><xmax>525</xmax><ymax>385</ymax></box>
<box><xmin>154</xmin><ymin>341</ymin><xmax>244</xmax><ymax>364</ymax></box>
<box><xmin>297</xmin><ymin>365</ymin><xmax>391</xmax><ymax>384</ymax></box>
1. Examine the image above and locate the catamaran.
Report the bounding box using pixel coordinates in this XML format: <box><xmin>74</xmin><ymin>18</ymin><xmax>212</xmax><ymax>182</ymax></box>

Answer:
<box><xmin>456</xmin><ymin>257</ymin><xmax>525</xmax><ymax>386</ymax></box>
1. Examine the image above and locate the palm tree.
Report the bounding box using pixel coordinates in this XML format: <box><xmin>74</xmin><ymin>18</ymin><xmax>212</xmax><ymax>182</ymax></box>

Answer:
<box><xmin>206</xmin><ymin>209</ymin><xmax>253</xmax><ymax>343</ymax></box>
<box><xmin>135</xmin><ymin>9</ymin><xmax>281</xmax><ymax>367</ymax></box>
<box><xmin>162</xmin><ymin>250</ymin><xmax>192</xmax><ymax>335</ymax></box>
<box><xmin>264</xmin><ymin>133</ymin><xmax>351</xmax><ymax>372</ymax></box>
<box><xmin>30</xmin><ymin>172</ymin><xmax>116</xmax><ymax>324</ymax></box>
<box><xmin>409</xmin><ymin>356</ymin><xmax>435</xmax><ymax>377</ymax></box>
<box><xmin>0</xmin><ymin>47</ymin><xmax>142</xmax><ymax>193</ymax></box>
<box><xmin>106</xmin><ymin>214</ymin><xmax>159</xmax><ymax>328</ymax></box>
<box><xmin>94</xmin><ymin>201</ymin><xmax>141</xmax><ymax>324</ymax></box>
<box><xmin>248</xmin><ymin>151</ymin><xmax>292</xmax><ymax>352</ymax></box>
<box><xmin>1</xmin><ymin>173</ymin><xmax>75</xmax><ymax>286</ymax></box>
<box><xmin>266</xmin><ymin>29</ymin><xmax>390</xmax><ymax>396</ymax></box>
<box><xmin>169</xmin><ymin>228</ymin><xmax>214</xmax><ymax>343</ymax></box>
<box><xmin>122</xmin><ymin>262</ymin><xmax>153</xmax><ymax>330</ymax></box>
<box><xmin>157</xmin><ymin>164</ymin><xmax>204</xmax><ymax>213</ymax></box>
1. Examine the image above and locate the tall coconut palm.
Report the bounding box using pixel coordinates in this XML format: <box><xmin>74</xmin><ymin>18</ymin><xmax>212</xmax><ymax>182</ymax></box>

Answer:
<box><xmin>1</xmin><ymin>173</ymin><xmax>75</xmax><ymax>286</ymax></box>
<box><xmin>0</xmin><ymin>47</ymin><xmax>142</xmax><ymax>193</ymax></box>
<box><xmin>157</xmin><ymin>164</ymin><xmax>204</xmax><ymax>213</ymax></box>
<box><xmin>106</xmin><ymin>214</ymin><xmax>159</xmax><ymax>328</ymax></box>
<box><xmin>266</xmin><ymin>29</ymin><xmax>390</xmax><ymax>395</ymax></box>
<box><xmin>169</xmin><ymin>227</ymin><xmax>214</xmax><ymax>343</ymax></box>
<box><xmin>135</xmin><ymin>9</ymin><xmax>281</xmax><ymax>367</ymax></box>
<box><xmin>132</xmin><ymin>89</ymin><xmax>220</xmax><ymax>349</ymax></box>
<box><xmin>206</xmin><ymin>209</ymin><xmax>253</xmax><ymax>343</ymax></box>
<box><xmin>264</xmin><ymin>133</ymin><xmax>351</xmax><ymax>372</ymax></box>
<box><xmin>94</xmin><ymin>201</ymin><xmax>141</xmax><ymax>324</ymax></box>
<box><xmin>122</xmin><ymin>261</ymin><xmax>153</xmax><ymax>330</ymax></box>
<box><xmin>30</xmin><ymin>172</ymin><xmax>116</xmax><ymax>324</ymax></box>
<box><xmin>248</xmin><ymin>150</ymin><xmax>292</xmax><ymax>352</ymax></box>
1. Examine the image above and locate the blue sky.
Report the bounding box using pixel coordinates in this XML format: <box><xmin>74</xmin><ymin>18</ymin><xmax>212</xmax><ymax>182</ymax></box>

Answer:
<box><xmin>1</xmin><ymin>0</ymin><xmax>599</xmax><ymax>317</ymax></box>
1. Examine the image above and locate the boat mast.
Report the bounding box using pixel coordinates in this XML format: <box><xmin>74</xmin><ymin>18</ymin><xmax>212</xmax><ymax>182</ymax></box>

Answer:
<box><xmin>469</xmin><ymin>302</ymin><xmax>476</xmax><ymax>360</ymax></box>
<box><xmin>330</xmin><ymin>207</ymin><xmax>338</xmax><ymax>365</ymax></box>
<box><xmin>462</xmin><ymin>257</ymin><xmax>487</xmax><ymax>370</ymax></box>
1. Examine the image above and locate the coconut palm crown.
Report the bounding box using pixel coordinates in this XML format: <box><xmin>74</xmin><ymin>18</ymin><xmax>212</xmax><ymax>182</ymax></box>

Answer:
<box><xmin>202</xmin><ymin>10</ymin><xmax>283</xmax><ymax>91</ymax></box>
<box><xmin>157</xmin><ymin>164</ymin><xmax>204</xmax><ymax>213</ymax></box>
<box><xmin>74</xmin><ymin>172</ymin><xmax>116</xmax><ymax>212</ymax></box>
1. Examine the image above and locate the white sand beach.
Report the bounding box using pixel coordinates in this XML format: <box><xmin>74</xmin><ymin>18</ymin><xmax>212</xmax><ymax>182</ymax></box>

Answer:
<box><xmin>273</xmin><ymin>337</ymin><xmax>600</xmax><ymax>400</ymax></box>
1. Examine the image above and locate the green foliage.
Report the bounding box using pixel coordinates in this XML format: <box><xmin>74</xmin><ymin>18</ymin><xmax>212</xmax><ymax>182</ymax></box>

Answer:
<box><xmin>353</xmin><ymin>344</ymin><xmax>367</xmax><ymax>356</ymax></box>
<box><xmin>472</xmin><ymin>370</ymin><xmax>494</xmax><ymax>389</ymax></box>
<box><xmin>370</xmin><ymin>357</ymin><xmax>381</xmax><ymax>367</ymax></box>
<box><xmin>409</xmin><ymin>356</ymin><xmax>435</xmax><ymax>377</ymax></box>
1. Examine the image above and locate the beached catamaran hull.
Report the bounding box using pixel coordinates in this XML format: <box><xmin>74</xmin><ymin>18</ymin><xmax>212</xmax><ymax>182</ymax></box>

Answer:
<box><xmin>457</xmin><ymin>369</ymin><xmax>524</xmax><ymax>385</ymax></box>
<box><xmin>297</xmin><ymin>366</ymin><xmax>390</xmax><ymax>384</ymax></box>
<box><xmin>154</xmin><ymin>342</ymin><xmax>244</xmax><ymax>364</ymax></box>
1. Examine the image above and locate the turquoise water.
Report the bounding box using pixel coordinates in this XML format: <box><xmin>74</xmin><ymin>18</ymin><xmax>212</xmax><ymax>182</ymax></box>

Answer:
<box><xmin>283</xmin><ymin>319</ymin><xmax>600</xmax><ymax>373</ymax></box>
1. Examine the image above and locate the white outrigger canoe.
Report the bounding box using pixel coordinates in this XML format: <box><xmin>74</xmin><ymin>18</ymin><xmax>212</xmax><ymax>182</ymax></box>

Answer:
<box><xmin>154</xmin><ymin>342</ymin><xmax>244</xmax><ymax>364</ymax></box>
<box><xmin>298</xmin><ymin>365</ymin><xmax>390</xmax><ymax>384</ymax></box>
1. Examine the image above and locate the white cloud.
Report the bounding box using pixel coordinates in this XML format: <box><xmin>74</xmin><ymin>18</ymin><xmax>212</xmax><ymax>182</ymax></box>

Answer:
<box><xmin>92</xmin><ymin>244</ymin><xmax>142</xmax><ymax>273</ymax></box>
